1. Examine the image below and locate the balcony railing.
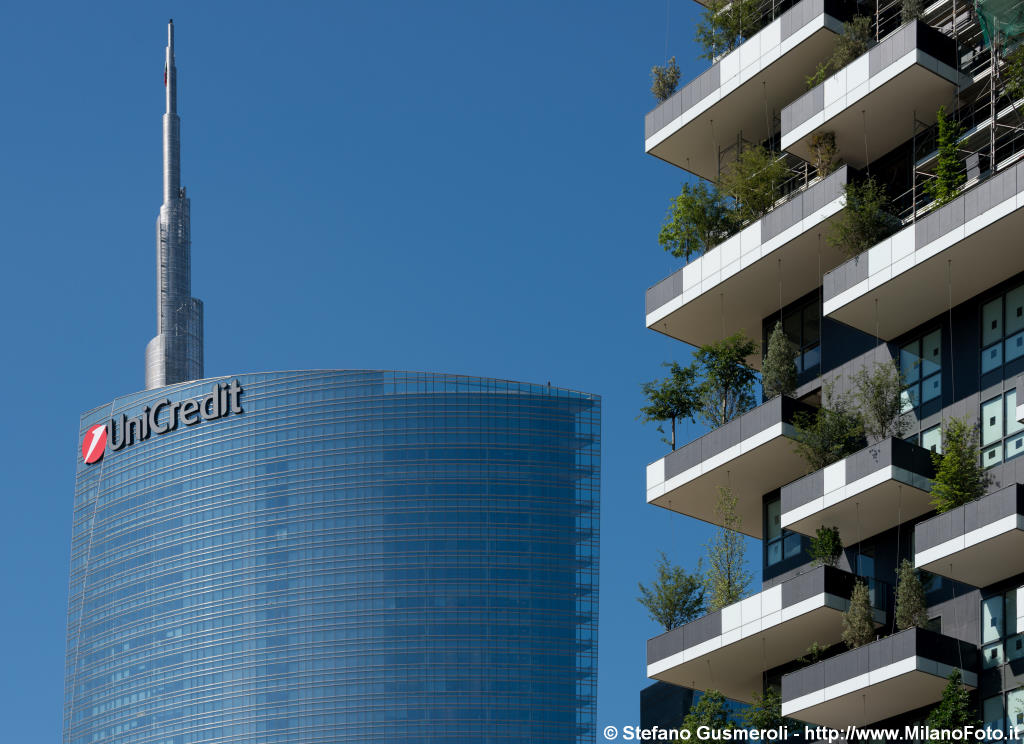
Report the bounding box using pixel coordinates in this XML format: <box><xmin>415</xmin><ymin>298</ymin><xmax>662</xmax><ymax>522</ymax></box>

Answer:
<box><xmin>781</xmin><ymin>437</ymin><xmax>935</xmax><ymax>543</ymax></box>
<box><xmin>647</xmin><ymin>395</ymin><xmax>815</xmax><ymax>537</ymax></box>
<box><xmin>782</xmin><ymin>627</ymin><xmax>978</xmax><ymax>726</ymax></box>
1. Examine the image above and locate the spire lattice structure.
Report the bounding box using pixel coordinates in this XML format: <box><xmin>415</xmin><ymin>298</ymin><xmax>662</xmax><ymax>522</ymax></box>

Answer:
<box><xmin>145</xmin><ymin>19</ymin><xmax>203</xmax><ymax>389</ymax></box>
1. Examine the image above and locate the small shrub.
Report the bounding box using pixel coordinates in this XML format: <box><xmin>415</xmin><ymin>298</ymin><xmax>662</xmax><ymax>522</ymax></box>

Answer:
<box><xmin>827</xmin><ymin>176</ymin><xmax>901</xmax><ymax>258</ymax></box>
<box><xmin>659</xmin><ymin>181</ymin><xmax>735</xmax><ymax>261</ymax></box>
<box><xmin>841</xmin><ymin>580</ymin><xmax>875</xmax><ymax>649</ymax></box>
<box><xmin>901</xmin><ymin>0</ymin><xmax>925</xmax><ymax>23</ymax></box>
<box><xmin>1003</xmin><ymin>46</ymin><xmax>1024</xmax><ymax>102</ymax></box>
<box><xmin>810</xmin><ymin>131</ymin><xmax>839</xmax><ymax>177</ymax></box>
<box><xmin>762</xmin><ymin>321</ymin><xmax>798</xmax><ymax>400</ymax></box>
<box><xmin>696</xmin><ymin>0</ymin><xmax>762</xmax><ymax>61</ymax></box>
<box><xmin>805</xmin><ymin>16</ymin><xmax>872</xmax><ymax>89</ymax></box>
<box><xmin>651</xmin><ymin>57</ymin><xmax>681</xmax><ymax>102</ymax></box>
<box><xmin>809</xmin><ymin>525</ymin><xmax>843</xmax><ymax>567</ymax></box>
<box><xmin>895</xmin><ymin>559</ymin><xmax>929</xmax><ymax>630</ymax></box>
<box><xmin>797</xmin><ymin>641</ymin><xmax>829</xmax><ymax>664</ymax></box>
<box><xmin>930</xmin><ymin>417</ymin><xmax>990</xmax><ymax>513</ymax></box>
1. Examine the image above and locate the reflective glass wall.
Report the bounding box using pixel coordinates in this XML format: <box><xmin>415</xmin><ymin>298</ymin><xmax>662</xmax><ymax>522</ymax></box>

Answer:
<box><xmin>65</xmin><ymin>371</ymin><xmax>600</xmax><ymax>743</ymax></box>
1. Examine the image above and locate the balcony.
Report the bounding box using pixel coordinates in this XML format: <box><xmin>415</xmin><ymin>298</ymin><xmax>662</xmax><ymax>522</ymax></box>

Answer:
<box><xmin>645</xmin><ymin>0</ymin><xmax>853</xmax><ymax>180</ymax></box>
<box><xmin>782</xmin><ymin>627</ymin><xmax>978</xmax><ymax>726</ymax></box>
<box><xmin>915</xmin><ymin>484</ymin><xmax>1024</xmax><ymax>587</ymax></box>
<box><xmin>823</xmin><ymin>161</ymin><xmax>1024</xmax><ymax>338</ymax></box>
<box><xmin>781</xmin><ymin>437</ymin><xmax>934</xmax><ymax>544</ymax></box>
<box><xmin>781</xmin><ymin>21</ymin><xmax>965</xmax><ymax>168</ymax></box>
<box><xmin>646</xmin><ymin>396</ymin><xmax>815</xmax><ymax>538</ymax></box>
<box><xmin>646</xmin><ymin>167</ymin><xmax>848</xmax><ymax>353</ymax></box>
<box><xmin>648</xmin><ymin>566</ymin><xmax>884</xmax><ymax>704</ymax></box>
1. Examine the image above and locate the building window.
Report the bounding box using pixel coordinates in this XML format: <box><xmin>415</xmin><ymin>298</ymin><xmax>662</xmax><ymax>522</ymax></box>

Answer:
<box><xmin>981</xmin><ymin>390</ymin><xmax>1024</xmax><ymax>468</ymax></box>
<box><xmin>981</xmin><ymin>589</ymin><xmax>1022</xmax><ymax>670</ymax></box>
<box><xmin>900</xmin><ymin>330</ymin><xmax>942</xmax><ymax>413</ymax></box>
<box><xmin>766</xmin><ymin>297</ymin><xmax>821</xmax><ymax>381</ymax></box>
<box><xmin>765</xmin><ymin>496</ymin><xmax>803</xmax><ymax>567</ymax></box>
<box><xmin>982</xmin><ymin>284</ymin><xmax>1024</xmax><ymax>374</ymax></box>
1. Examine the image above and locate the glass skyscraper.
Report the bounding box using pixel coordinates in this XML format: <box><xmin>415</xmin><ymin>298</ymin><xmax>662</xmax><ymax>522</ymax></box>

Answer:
<box><xmin>65</xmin><ymin>370</ymin><xmax>600</xmax><ymax>743</ymax></box>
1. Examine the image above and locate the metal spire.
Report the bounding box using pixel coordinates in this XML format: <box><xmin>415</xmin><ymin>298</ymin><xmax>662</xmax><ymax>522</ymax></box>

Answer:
<box><xmin>145</xmin><ymin>19</ymin><xmax>204</xmax><ymax>389</ymax></box>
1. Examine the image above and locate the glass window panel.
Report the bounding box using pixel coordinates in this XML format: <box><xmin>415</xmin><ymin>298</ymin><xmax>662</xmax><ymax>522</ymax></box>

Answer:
<box><xmin>901</xmin><ymin>341</ymin><xmax>921</xmax><ymax>383</ymax></box>
<box><xmin>1006</xmin><ymin>434</ymin><xmax>1024</xmax><ymax>462</ymax></box>
<box><xmin>766</xmin><ymin>500</ymin><xmax>782</xmax><ymax>541</ymax></box>
<box><xmin>803</xmin><ymin>305</ymin><xmax>820</xmax><ymax>346</ymax></box>
<box><xmin>1008</xmin><ymin>634</ymin><xmax>1024</xmax><ymax>663</ymax></box>
<box><xmin>802</xmin><ymin>345</ymin><xmax>821</xmax><ymax>374</ymax></box>
<box><xmin>905</xmin><ymin>433</ymin><xmax>919</xmax><ymax>446</ymax></box>
<box><xmin>901</xmin><ymin>384</ymin><xmax>920</xmax><ymax>414</ymax></box>
<box><xmin>985</xmin><ymin>445</ymin><xmax>1003</xmax><ymax>467</ymax></box>
<box><xmin>984</xmin><ymin>641</ymin><xmax>1006</xmax><ymax>669</ymax></box>
<box><xmin>984</xmin><ymin>595</ymin><xmax>1006</xmax><ymax>643</ymax></box>
<box><xmin>921</xmin><ymin>329</ymin><xmax>942</xmax><ymax>377</ymax></box>
<box><xmin>983</xmin><ymin>397</ymin><xmax>1004</xmax><ymax>446</ymax></box>
<box><xmin>984</xmin><ymin>297</ymin><xmax>1004</xmax><ymax>346</ymax></box>
<box><xmin>1007</xmin><ymin>285</ymin><xmax>1024</xmax><ymax>335</ymax></box>
<box><xmin>983</xmin><ymin>343</ymin><xmax>1004</xmax><ymax>374</ymax></box>
<box><xmin>1008</xmin><ymin>331</ymin><xmax>1024</xmax><ymax>364</ymax></box>
<box><xmin>985</xmin><ymin>694</ymin><xmax>1006</xmax><ymax>733</ymax></box>
<box><xmin>857</xmin><ymin>553</ymin><xmax>875</xmax><ymax>580</ymax></box>
<box><xmin>784</xmin><ymin>531</ymin><xmax>802</xmax><ymax>558</ymax></box>
<box><xmin>1008</xmin><ymin>688</ymin><xmax>1024</xmax><ymax>735</ymax></box>
<box><xmin>1008</xmin><ymin>590</ymin><xmax>1018</xmax><ymax>633</ymax></box>
<box><xmin>783</xmin><ymin>313</ymin><xmax>802</xmax><ymax>349</ymax></box>
<box><xmin>921</xmin><ymin>374</ymin><xmax>941</xmax><ymax>404</ymax></box>
<box><xmin>922</xmin><ymin>425</ymin><xmax>942</xmax><ymax>454</ymax></box>
<box><xmin>767</xmin><ymin>540</ymin><xmax>782</xmax><ymax>566</ymax></box>
<box><xmin>1009</xmin><ymin>391</ymin><xmax>1024</xmax><ymax>436</ymax></box>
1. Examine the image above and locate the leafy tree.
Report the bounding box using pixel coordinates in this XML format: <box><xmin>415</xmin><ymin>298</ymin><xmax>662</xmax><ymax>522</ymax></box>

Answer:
<box><xmin>901</xmin><ymin>0</ymin><xmax>925</xmax><ymax>23</ymax></box>
<box><xmin>651</xmin><ymin>56</ymin><xmax>681</xmax><ymax>102</ymax></box>
<box><xmin>718</xmin><ymin>146</ymin><xmax>789</xmax><ymax>225</ymax></box>
<box><xmin>640</xmin><ymin>362</ymin><xmax>699</xmax><ymax>450</ymax></box>
<box><xmin>681</xmin><ymin>690</ymin><xmax>736</xmax><ymax>736</ymax></box>
<box><xmin>895</xmin><ymin>558</ymin><xmax>929</xmax><ymax>631</ymax></box>
<box><xmin>924</xmin><ymin>106</ymin><xmax>965</xmax><ymax>207</ymax></box>
<box><xmin>762</xmin><ymin>321</ymin><xmax>798</xmax><ymax>400</ymax></box>
<box><xmin>809</xmin><ymin>525</ymin><xmax>843</xmax><ymax>567</ymax></box>
<box><xmin>926</xmin><ymin>669</ymin><xmax>980</xmax><ymax>730</ymax></box>
<box><xmin>841</xmin><ymin>579</ymin><xmax>875</xmax><ymax>649</ymax></box>
<box><xmin>695</xmin><ymin>0</ymin><xmax>762</xmax><ymax>61</ymax></box>
<box><xmin>638</xmin><ymin>552</ymin><xmax>706</xmax><ymax>631</ymax></box>
<box><xmin>1002</xmin><ymin>46</ymin><xmax>1024</xmax><ymax>102</ymax></box>
<box><xmin>851</xmin><ymin>360</ymin><xmax>908</xmax><ymax>443</ymax></box>
<box><xmin>797</xmin><ymin>641</ymin><xmax>829</xmax><ymax>664</ymax></box>
<box><xmin>705</xmin><ymin>487</ymin><xmax>752</xmax><ymax>611</ymax></box>
<box><xmin>810</xmin><ymin>131</ymin><xmax>839</xmax><ymax>177</ymax></box>
<box><xmin>930</xmin><ymin>418</ymin><xmax>990</xmax><ymax>513</ymax></box>
<box><xmin>827</xmin><ymin>176</ymin><xmax>900</xmax><ymax>258</ymax></box>
<box><xmin>806</xmin><ymin>16</ymin><xmax>873</xmax><ymax>88</ymax></box>
<box><xmin>694</xmin><ymin>333</ymin><xmax>759</xmax><ymax>428</ymax></box>
<box><xmin>792</xmin><ymin>381</ymin><xmax>865</xmax><ymax>471</ymax></box>
<box><xmin>744</xmin><ymin>687</ymin><xmax>798</xmax><ymax>732</ymax></box>
<box><xmin>659</xmin><ymin>181</ymin><xmax>735</xmax><ymax>261</ymax></box>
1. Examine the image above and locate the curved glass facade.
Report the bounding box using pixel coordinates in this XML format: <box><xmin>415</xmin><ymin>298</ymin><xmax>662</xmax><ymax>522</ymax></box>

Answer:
<box><xmin>64</xmin><ymin>370</ymin><xmax>600</xmax><ymax>743</ymax></box>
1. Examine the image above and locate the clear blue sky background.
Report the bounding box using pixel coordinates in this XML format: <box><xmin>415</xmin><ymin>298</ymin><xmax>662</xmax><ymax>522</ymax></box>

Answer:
<box><xmin>0</xmin><ymin>2</ymin><xmax>761</xmax><ymax>739</ymax></box>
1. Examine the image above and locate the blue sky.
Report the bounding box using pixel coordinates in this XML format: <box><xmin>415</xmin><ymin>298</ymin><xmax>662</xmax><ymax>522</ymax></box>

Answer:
<box><xmin>0</xmin><ymin>1</ymin><xmax>760</xmax><ymax>738</ymax></box>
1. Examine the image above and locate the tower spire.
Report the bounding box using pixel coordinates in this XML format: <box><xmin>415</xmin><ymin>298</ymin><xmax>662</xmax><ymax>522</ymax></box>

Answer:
<box><xmin>145</xmin><ymin>20</ymin><xmax>204</xmax><ymax>389</ymax></box>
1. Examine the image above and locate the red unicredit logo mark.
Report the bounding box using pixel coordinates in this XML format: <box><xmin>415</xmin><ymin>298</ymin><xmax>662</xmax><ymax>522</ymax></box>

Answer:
<box><xmin>82</xmin><ymin>424</ymin><xmax>108</xmax><ymax>464</ymax></box>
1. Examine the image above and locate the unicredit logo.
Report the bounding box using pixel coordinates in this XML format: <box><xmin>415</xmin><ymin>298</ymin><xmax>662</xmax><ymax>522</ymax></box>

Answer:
<box><xmin>82</xmin><ymin>424</ymin><xmax>108</xmax><ymax>464</ymax></box>
<box><xmin>82</xmin><ymin>380</ymin><xmax>244</xmax><ymax>465</ymax></box>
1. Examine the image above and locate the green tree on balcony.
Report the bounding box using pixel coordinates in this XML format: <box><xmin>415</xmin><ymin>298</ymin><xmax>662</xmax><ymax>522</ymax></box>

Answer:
<box><xmin>792</xmin><ymin>381</ymin><xmax>865</xmax><ymax>471</ymax></box>
<box><xmin>809</xmin><ymin>525</ymin><xmax>843</xmax><ymax>567</ymax></box>
<box><xmin>895</xmin><ymin>559</ymin><xmax>929</xmax><ymax>630</ymax></box>
<box><xmin>651</xmin><ymin>57</ymin><xmax>681</xmax><ymax>102</ymax></box>
<box><xmin>806</xmin><ymin>16</ymin><xmax>873</xmax><ymax>89</ymax></box>
<box><xmin>640</xmin><ymin>362</ymin><xmax>698</xmax><ymax>450</ymax></box>
<box><xmin>695</xmin><ymin>332</ymin><xmax>758</xmax><ymax>428</ymax></box>
<box><xmin>927</xmin><ymin>669</ymin><xmax>980</xmax><ymax>730</ymax></box>
<box><xmin>637</xmin><ymin>552</ymin><xmax>706</xmax><ymax>631</ymax></box>
<box><xmin>930</xmin><ymin>417</ymin><xmax>990</xmax><ymax>513</ymax></box>
<box><xmin>924</xmin><ymin>106</ymin><xmax>965</xmax><ymax>208</ymax></box>
<box><xmin>827</xmin><ymin>176</ymin><xmax>900</xmax><ymax>258</ymax></box>
<box><xmin>659</xmin><ymin>181</ymin><xmax>735</xmax><ymax>261</ymax></box>
<box><xmin>719</xmin><ymin>146</ymin><xmax>789</xmax><ymax>225</ymax></box>
<box><xmin>682</xmin><ymin>690</ymin><xmax>736</xmax><ymax>735</ymax></box>
<box><xmin>744</xmin><ymin>687</ymin><xmax>798</xmax><ymax>732</ymax></box>
<box><xmin>762</xmin><ymin>321</ymin><xmax>799</xmax><ymax>400</ymax></box>
<box><xmin>705</xmin><ymin>487</ymin><xmax>752</xmax><ymax>611</ymax></box>
<box><xmin>841</xmin><ymin>580</ymin><xmax>875</xmax><ymax>648</ymax></box>
<box><xmin>696</xmin><ymin>0</ymin><xmax>762</xmax><ymax>62</ymax></box>
<box><xmin>851</xmin><ymin>360</ymin><xmax>909</xmax><ymax>443</ymax></box>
